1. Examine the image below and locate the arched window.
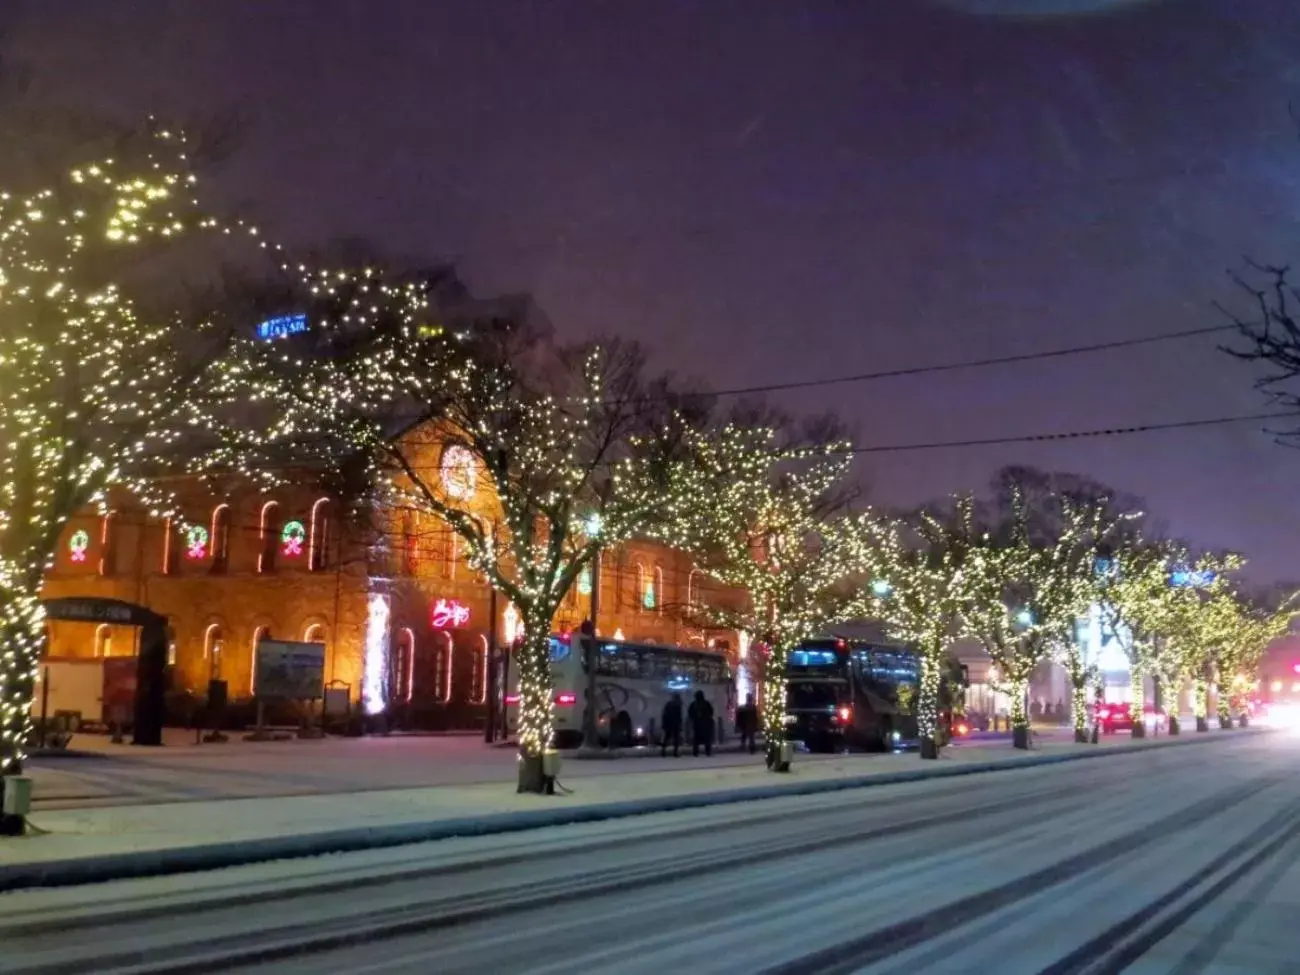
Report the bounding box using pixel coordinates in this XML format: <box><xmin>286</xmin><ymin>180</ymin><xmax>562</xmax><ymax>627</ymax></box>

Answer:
<box><xmin>687</xmin><ymin>568</ymin><xmax>701</xmax><ymax>614</ymax></box>
<box><xmin>204</xmin><ymin>624</ymin><xmax>224</xmax><ymax>680</ymax></box>
<box><xmin>471</xmin><ymin>635</ymin><xmax>489</xmax><ymax>705</ymax></box>
<box><xmin>250</xmin><ymin>626</ymin><xmax>269</xmax><ymax>696</ymax></box>
<box><xmin>94</xmin><ymin>624</ymin><xmax>113</xmax><ymax>658</ymax></box>
<box><xmin>211</xmin><ymin>504</ymin><xmax>231</xmax><ymax>573</ymax></box>
<box><xmin>99</xmin><ymin>512</ymin><xmax>118</xmax><ymax>577</ymax></box>
<box><xmin>308</xmin><ymin>498</ymin><xmax>331</xmax><ymax>571</ymax></box>
<box><xmin>652</xmin><ymin>566</ymin><xmax>664</xmax><ymax>616</ymax></box>
<box><xmin>434</xmin><ymin>632</ymin><xmax>453</xmax><ymax>704</ymax></box>
<box><xmin>258</xmin><ymin>501</ymin><xmax>281</xmax><ymax>573</ymax></box>
<box><xmin>393</xmin><ymin>628</ymin><xmax>415</xmax><ymax>704</ymax></box>
<box><xmin>304</xmin><ymin>623</ymin><xmax>326</xmax><ymax>645</ymax></box>
<box><xmin>634</xmin><ymin>563</ymin><xmax>647</xmax><ymax>614</ymax></box>
<box><xmin>162</xmin><ymin>517</ymin><xmax>180</xmax><ymax>575</ymax></box>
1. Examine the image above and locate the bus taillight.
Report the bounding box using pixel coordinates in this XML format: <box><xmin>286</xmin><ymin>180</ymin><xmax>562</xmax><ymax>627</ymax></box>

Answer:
<box><xmin>555</xmin><ymin>691</ymin><xmax>578</xmax><ymax>706</ymax></box>
<box><xmin>835</xmin><ymin>705</ymin><xmax>852</xmax><ymax>723</ymax></box>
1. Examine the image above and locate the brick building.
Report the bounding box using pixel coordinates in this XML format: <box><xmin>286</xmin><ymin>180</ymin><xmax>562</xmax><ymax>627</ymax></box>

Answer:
<box><xmin>39</xmin><ymin>424</ymin><xmax>747</xmax><ymax>729</ymax></box>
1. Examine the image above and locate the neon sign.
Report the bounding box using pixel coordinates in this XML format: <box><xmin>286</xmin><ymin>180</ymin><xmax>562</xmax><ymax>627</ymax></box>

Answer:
<box><xmin>256</xmin><ymin>314</ymin><xmax>308</xmax><ymax>341</ymax></box>
<box><xmin>185</xmin><ymin>525</ymin><xmax>209</xmax><ymax>560</ymax></box>
<box><xmin>69</xmin><ymin>530</ymin><xmax>90</xmax><ymax>563</ymax></box>
<box><xmin>281</xmin><ymin>520</ymin><xmax>306</xmax><ymax>557</ymax></box>
<box><xmin>431</xmin><ymin>598</ymin><xmax>472</xmax><ymax>629</ymax></box>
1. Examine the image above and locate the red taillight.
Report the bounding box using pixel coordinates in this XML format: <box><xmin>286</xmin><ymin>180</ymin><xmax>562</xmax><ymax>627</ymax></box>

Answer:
<box><xmin>955</xmin><ymin>722</ymin><xmax>969</xmax><ymax>736</ymax></box>
<box><xmin>835</xmin><ymin>705</ymin><xmax>852</xmax><ymax>723</ymax></box>
<box><xmin>1098</xmin><ymin>708</ymin><xmax>1110</xmax><ymax>720</ymax></box>
<box><xmin>555</xmin><ymin>692</ymin><xmax>577</xmax><ymax>707</ymax></box>
<box><xmin>505</xmin><ymin>694</ymin><xmax>520</xmax><ymax>706</ymax></box>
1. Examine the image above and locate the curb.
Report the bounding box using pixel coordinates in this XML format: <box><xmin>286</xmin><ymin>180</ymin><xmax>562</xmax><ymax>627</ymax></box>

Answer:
<box><xmin>1</xmin><ymin>728</ymin><xmax>1266</xmax><ymax>893</ymax></box>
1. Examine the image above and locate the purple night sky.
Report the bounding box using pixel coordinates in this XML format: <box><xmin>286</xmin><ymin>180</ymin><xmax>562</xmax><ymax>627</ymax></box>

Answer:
<box><xmin>12</xmin><ymin>0</ymin><xmax>1300</xmax><ymax>579</ymax></box>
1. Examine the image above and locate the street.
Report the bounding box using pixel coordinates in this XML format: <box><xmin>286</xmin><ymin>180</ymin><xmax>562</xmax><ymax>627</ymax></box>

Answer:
<box><xmin>3</xmin><ymin>732</ymin><xmax>1294</xmax><ymax>974</ymax></box>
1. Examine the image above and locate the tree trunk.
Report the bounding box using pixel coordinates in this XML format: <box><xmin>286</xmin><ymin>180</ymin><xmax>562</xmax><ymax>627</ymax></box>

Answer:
<box><xmin>762</xmin><ymin>646</ymin><xmax>789</xmax><ymax>772</ymax></box>
<box><xmin>514</xmin><ymin>621</ymin><xmax>556</xmax><ymax>793</ymax></box>
<box><xmin>1194</xmin><ymin>677</ymin><xmax>1209</xmax><ymax>732</ymax></box>
<box><xmin>1010</xmin><ymin>677</ymin><xmax>1030</xmax><ymax>749</ymax></box>
<box><xmin>0</xmin><ymin>576</ymin><xmax>44</xmax><ymax>835</ymax></box>
<box><xmin>917</xmin><ymin>652</ymin><xmax>942</xmax><ymax>760</ymax></box>
<box><xmin>1218</xmin><ymin>694</ymin><xmax>1232</xmax><ymax>730</ymax></box>
<box><xmin>1128</xmin><ymin>665</ymin><xmax>1146</xmax><ymax>739</ymax></box>
<box><xmin>1071</xmin><ymin>678</ymin><xmax>1089</xmax><ymax>744</ymax></box>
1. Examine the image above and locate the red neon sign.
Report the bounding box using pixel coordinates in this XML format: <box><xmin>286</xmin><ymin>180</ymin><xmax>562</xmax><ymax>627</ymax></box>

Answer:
<box><xmin>431</xmin><ymin>598</ymin><xmax>472</xmax><ymax>629</ymax></box>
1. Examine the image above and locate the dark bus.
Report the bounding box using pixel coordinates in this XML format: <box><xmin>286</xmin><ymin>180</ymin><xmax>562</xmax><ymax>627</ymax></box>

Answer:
<box><xmin>785</xmin><ymin>639</ymin><xmax>922</xmax><ymax>752</ymax></box>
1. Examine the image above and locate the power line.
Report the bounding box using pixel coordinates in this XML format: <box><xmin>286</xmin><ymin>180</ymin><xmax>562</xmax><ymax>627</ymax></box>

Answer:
<box><xmin>845</xmin><ymin>411</ymin><xmax>1300</xmax><ymax>455</ymax></box>
<box><xmin>696</xmin><ymin>323</ymin><xmax>1239</xmax><ymax>400</ymax></box>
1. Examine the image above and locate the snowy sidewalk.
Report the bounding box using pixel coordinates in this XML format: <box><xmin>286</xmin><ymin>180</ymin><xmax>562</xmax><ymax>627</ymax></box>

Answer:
<box><xmin>1</xmin><ymin>729</ymin><xmax>1261</xmax><ymax>890</ymax></box>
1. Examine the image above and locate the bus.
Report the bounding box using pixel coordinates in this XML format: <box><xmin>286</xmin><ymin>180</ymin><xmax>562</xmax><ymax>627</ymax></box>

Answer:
<box><xmin>784</xmin><ymin>639</ymin><xmax>923</xmax><ymax>752</ymax></box>
<box><xmin>506</xmin><ymin>634</ymin><xmax>735</xmax><ymax>749</ymax></box>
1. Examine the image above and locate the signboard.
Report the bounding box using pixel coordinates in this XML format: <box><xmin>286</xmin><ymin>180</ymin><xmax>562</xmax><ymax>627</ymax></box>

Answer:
<box><xmin>256</xmin><ymin>314</ymin><xmax>309</xmax><ymax>341</ymax></box>
<box><xmin>43</xmin><ymin>597</ymin><xmax>164</xmax><ymax>628</ymax></box>
<box><xmin>254</xmin><ymin>639</ymin><xmax>326</xmax><ymax>700</ymax></box>
<box><xmin>432</xmin><ymin>598</ymin><xmax>472</xmax><ymax>629</ymax></box>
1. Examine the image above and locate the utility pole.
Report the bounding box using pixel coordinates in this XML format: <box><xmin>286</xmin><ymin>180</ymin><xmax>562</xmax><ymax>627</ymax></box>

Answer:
<box><xmin>581</xmin><ymin>551</ymin><xmax>602</xmax><ymax>749</ymax></box>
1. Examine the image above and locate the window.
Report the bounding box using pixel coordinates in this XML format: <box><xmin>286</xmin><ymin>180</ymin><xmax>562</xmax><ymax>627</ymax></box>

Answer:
<box><xmin>211</xmin><ymin>504</ymin><xmax>231</xmax><ymax>573</ymax></box>
<box><xmin>99</xmin><ymin>512</ymin><xmax>118</xmax><ymax>577</ymax></box>
<box><xmin>393</xmin><ymin>628</ymin><xmax>415</xmax><ymax>704</ymax></box>
<box><xmin>259</xmin><ymin>502</ymin><xmax>281</xmax><ymax>573</ymax></box>
<box><xmin>470</xmin><ymin>636</ymin><xmax>488</xmax><ymax>705</ymax></box>
<box><xmin>309</xmin><ymin>498</ymin><xmax>330</xmax><ymax>571</ymax></box>
<box><xmin>434</xmin><ymin>632</ymin><xmax>453</xmax><ymax>703</ymax></box>
<box><xmin>163</xmin><ymin>517</ymin><xmax>180</xmax><ymax>575</ymax></box>
<box><xmin>687</xmin><ymin>569</ymin><xmax>701</xmax><ymax>613</ymax></box>
<box><xmin>204</xmin><ymin>624</ymin><xmax>224</xmax><ymax>680</ymax></box>
<box><xmin>94</xmin><ymin>624</ymin><xmax>113</xmax><ymax>658</ymax></box>
<box><xmin>304</xmin><ymin>623</ymin><xmax>326</xmax><ymax>645</ymax></box>
<box><xmin>634</xmin><ymin>563</ymin><xmax>647</xmax><ymax>613</ymax></box>
<box><xmin>652</xmin><ymin>566</ymin><xmax>663</xmax><ymax>615</ymax></box>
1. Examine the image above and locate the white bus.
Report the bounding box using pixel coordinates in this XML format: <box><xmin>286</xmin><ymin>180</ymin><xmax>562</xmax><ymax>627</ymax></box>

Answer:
<box><xmin>505</xmin><ymin>634</ymin><xmax>735</xmax><ymax>749</ymax></box>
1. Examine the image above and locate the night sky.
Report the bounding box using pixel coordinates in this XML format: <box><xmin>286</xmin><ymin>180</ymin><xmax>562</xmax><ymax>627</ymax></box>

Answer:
<box><xmin>12</xmin><ymin>0</ymin><xmax>1300</xmax><ymax>580</ymax></box>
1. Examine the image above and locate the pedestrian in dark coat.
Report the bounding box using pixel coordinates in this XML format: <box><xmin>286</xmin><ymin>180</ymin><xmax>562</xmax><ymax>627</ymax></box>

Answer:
<box><xmin>736</xmin><ymin>693</ymin><xmax>759</xmax><ymax>754</ymax></box>
<box><xmin>661</xmin><ymin>693</ymin><xmax>684</xmax><ymax>757</ymax></box>
<box><xmin>688</xmin><ymin>690</ymin><xmax>715</xmax><ymax>757</ymax></box>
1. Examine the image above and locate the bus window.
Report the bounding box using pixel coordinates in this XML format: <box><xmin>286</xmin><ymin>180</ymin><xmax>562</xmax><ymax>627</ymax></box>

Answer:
<box><xmin>549</xmin><ymin>637</ymin><xmax>572</xmax><ymax>663</ymax></box>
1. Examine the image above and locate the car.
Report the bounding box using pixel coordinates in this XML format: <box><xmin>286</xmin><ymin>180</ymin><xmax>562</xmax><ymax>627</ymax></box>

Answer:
<box><xmin>1096</xmin><ymin>703</ymin><xmax>1167</xmax><ymax>735</ymax></box>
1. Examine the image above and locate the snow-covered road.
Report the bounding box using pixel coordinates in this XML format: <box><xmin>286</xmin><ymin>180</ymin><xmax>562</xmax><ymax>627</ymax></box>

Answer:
<box><xmin>5</xmin><ymin>732</ymin><xmax>1295</xmax><ymax>974</ymax></box>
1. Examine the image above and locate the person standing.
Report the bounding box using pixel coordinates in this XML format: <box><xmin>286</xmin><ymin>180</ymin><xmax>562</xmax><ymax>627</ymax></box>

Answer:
<box><xmin>736</xmin><ymin>693</ymin><xmax>759</xmax><ymax>754</ymax></box>
<box><xmin>689</xmin><ymin>690</ymin><xmax>715</xmax><ymax>757</ymax></box>
<box><xmin>661</xmin><ymin>692</ymin><xmax>684</xmax><ymax>757</ymax></box>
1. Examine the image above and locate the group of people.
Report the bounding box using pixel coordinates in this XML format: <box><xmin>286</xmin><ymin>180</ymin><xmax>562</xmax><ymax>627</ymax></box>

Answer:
<box><xmin>660</xmin><ymin>691</ymin><xmax>760</xmax><ymax>757</ymax></box>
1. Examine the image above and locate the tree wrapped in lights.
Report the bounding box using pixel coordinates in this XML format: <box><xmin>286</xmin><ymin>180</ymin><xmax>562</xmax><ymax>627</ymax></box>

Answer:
<box><xmin>663</xmin><ymin>417</ymin><xmax>879</xmax><ymax>771</ymax></box>
<box><xmin>257</xmin><ymin>284</ymin><xmax>708</xmax><ymax>791</ymax></box>
<box><xmin>0</xmin><ymin>125</ymin><xmax>279</xmax><ymax>798</ymax></box>
<box><xmin>1206</xmin><ymin>588</ymin><xmax>1294</xmax><ymax>728</ymax></box>
<box><xmin>960</xmin><ymin>488</ymin><xmax>1099</xmax><ymax>749</ymax></box>
<box><xmin>861</xmin><ymin>498</ymin><xmax>978</xmax><ymax>759</ymax></box>
<box><xmin>1133</xmin><ymin>551</ymin><xmax>1242</xmax><ymax>735</ymax></box>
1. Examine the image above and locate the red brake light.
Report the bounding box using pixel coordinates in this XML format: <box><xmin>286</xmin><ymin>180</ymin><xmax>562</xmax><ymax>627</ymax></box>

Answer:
<box><xmin>836</xmin><ymin>705</ymin><xmax>852</xmax><ymax>723</ymax></box>
<box><xmin>1098</xmin><ymin>708</ymin><xmax>1110</xmax><ymax>719</ymax></box>
<box><xmin>955</xmin><ymin>722</ymin><xmax>969</xmax><ymax>736</ymax></box>
<box><xmin>555</xmin><ymin>692</ymin><xmax>577</xmax><ymax>706</ymax></box>
<box><xmin>505</xmin><ymin>694</ymin><xmax>520</xmax><ymax>706</ymax></box>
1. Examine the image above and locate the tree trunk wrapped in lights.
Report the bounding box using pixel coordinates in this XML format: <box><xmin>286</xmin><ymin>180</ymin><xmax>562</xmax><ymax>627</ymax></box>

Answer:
<box><xmin>661</xmin><ymin>418</ymin><xmax>879</xmax><ymax>773</ymax></box>
<box><xmin>1194</xmin><ymin>675</ymin><xmax>1210</xmax><ymax>732</ymax></box>
<box><xmin>0</xmin><ymin>124</ymin><xmax>296</xmax><ymax>805</ymax></box>
<box><xmin>1061</xmin><ymin>648</ymin><xmax>1095</xmax><ymax>744</ymax></box>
